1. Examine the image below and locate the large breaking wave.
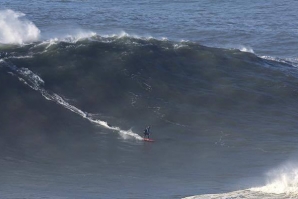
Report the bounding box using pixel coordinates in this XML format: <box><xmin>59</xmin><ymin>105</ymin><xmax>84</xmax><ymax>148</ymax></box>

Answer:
<box><xmin>1</xmin><ymin>32</ymin><xmax>298</xmax><ymax>137</ymax></box>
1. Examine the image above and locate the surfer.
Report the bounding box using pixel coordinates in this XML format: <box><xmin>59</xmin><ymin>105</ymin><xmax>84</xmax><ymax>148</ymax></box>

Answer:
<box><xmin>143</xmin><ymin>126</ymin><xmax>151</xmax><ymax>138</ymax></box>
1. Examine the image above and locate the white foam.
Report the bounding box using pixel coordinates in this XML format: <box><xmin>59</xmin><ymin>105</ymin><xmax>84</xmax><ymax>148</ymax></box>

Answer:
<box><xmin>37</xmin><ymin>30</ymin><xmax>97</xmax><ymax>47</ymax></box>
<box><xmin>100</xmin><ymin>30</ymin><xmax>166</xmax><ymax>42</ymax></box>
<box><xmin>250</xmin><ymin>162</ymin><xmax>298</xmax><ymax>196</ymax></box>
<box><xmin>184</xmin><ymin>163</ymin><xmax>298</xmax><ymax>199</ymax></box>
<box><xmin>183</xmin><ymin>190</ymin><xmax>262</xmax><ymax>199</ymax></box>
<box><xmin>63</xmin><ymin>30</ymin><xmax>97</xmax><ymax>43</ymax></box>
<box><xmin>261</xmin><ymin>56</ymin><xmax>298</xmax><ymax>67</ymax></box>
<box><xmin>225</xmin><ymin>44</ymin><xmax>255</xmax><ymax>53</ymax></box>
<box><xmin>101</xmin><ymin>31</ymin><xmax>140</xmax><ymax>39</ymax></box>
<box><xmin>239</xmin><ymin>46</ymin><xmax>254</xmax><ymax>53</ymax></box>
<box><xmin>173</xmin><ymin>43</ymin><xmax>188</xmax><ymax>49</ymax></box>
<box><xmin>39</xmin><ymin>31</ymin><xmax>123</xmax><ymax>46</ymax></box>
<box><xmin>0</xmin><ymin>9</ymin><xmax>40</xmax><ymax>44</ymax></box>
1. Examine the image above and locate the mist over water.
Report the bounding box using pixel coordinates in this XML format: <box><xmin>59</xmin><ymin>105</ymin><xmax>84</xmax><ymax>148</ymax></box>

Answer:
<box><xmin>1</xmin><ymin>2</ymin><xmax>298</xmax><ymax>199</ymax></box>
<box><xmin>0</xmin><ymin>9</ymin><xmax>40</xmax><ymax>44</ymax></box>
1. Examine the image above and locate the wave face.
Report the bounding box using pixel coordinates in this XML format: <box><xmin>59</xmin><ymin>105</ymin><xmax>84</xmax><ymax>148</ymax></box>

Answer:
<box><xmin>2</xmin><ymin>36</ymin><xmax>298</xmax><ymax>131</ymax></box>
<box><xmin>2</xmin><ymin>35</ymin><xmax>298</xmax><ymax>198</ymax></box>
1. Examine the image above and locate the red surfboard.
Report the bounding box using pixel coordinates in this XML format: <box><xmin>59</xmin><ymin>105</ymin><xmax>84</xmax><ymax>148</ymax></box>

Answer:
<box><xmin>143</xmin><ymin>138</ymin><xmax>154</xmax><ymax>142</ymax></box>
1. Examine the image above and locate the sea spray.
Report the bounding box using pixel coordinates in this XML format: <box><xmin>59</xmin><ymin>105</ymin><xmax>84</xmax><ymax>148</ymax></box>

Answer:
<box><xmin>0</xmin><ymin>9</ymin><xmax>40</xmax><ymax>44</ymax></box>
<box><xmin>250</xmin><ymin>162</ymin><xmax>298</xmax><ymax>196</ymax></box>
<box><xmin>239</xmin><ymin>46</ymin><xmax>254</xmax><ymax>53</ymax></box>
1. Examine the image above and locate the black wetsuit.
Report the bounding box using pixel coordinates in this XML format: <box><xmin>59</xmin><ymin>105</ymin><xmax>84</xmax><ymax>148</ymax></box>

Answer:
<box><xmin>144</xmin><ymin>127</ymin><xmax>150</xmax><ymax>138</ymax></box>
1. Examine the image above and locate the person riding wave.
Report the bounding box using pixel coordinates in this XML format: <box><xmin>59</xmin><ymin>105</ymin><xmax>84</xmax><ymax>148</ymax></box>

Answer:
<box><xmin>143</xmin><ymin>126</ymin><xmax>151</xmax><ymax>138</ymax></box>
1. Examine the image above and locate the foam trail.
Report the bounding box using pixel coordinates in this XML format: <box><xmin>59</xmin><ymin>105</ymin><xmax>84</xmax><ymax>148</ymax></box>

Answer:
<box><xmin>2</xmin><ymin>61</ymin><xmax>142</xmax><ymax>140</ymax></box>
<box><xmin>48</xmin><ymin>94</ymin><xmax>142</xmax><ymax>140</ymax></box>
<box><xmin>0</xmin><ymin>9</ymin><xmax>40</xmax><ymax>44</ymax></box>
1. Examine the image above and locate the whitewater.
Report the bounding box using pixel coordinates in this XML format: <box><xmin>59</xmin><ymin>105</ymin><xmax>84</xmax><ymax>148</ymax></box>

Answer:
<box><xmin>1</xmin><ymin>2</ymin><xmax>298</xmax><ymax>199</ymax></box>
<box><xmin>0</xmin><ymin>9</ymin><xmax>40</xmax><ymax>44</ymax></box>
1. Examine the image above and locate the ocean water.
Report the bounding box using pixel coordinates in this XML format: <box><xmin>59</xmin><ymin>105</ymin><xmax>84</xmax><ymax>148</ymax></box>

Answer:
<box><xmin>1</xmin><ymin>1</ymin><xmax>298</xmax><ymax>199</ymax></box>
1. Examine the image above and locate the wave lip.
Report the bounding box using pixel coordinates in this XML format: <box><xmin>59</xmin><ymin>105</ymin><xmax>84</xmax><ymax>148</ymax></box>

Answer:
<box><xmin>0</xmin><ymin>9</ymin><xmax>40</xmax><ymax>45</ymax></box>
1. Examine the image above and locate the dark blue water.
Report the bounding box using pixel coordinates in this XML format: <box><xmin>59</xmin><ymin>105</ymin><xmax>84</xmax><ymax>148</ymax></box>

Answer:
<box><xmin>2</xmin><ymin>0</ymin><xmax>298</xmax><ymax>58</ymax></box>
<box><xmin>1</xmin><ymin>1</ymin><xmax>298</xmax><ymax>199</ymax></box>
